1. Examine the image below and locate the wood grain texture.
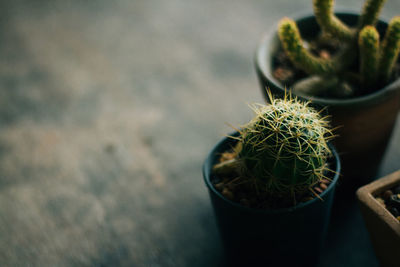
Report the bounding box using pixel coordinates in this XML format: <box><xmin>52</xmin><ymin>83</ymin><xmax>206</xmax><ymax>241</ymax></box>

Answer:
<box><xmin>0</xmin><ymin>0</ymin><xmax>399</xmax><ymax>266</ymax></box>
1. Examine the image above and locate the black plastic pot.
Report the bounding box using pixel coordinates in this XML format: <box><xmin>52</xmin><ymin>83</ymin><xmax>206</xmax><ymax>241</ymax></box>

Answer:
<box><xmin>255</xmin><ymin>12</ymin><xmax>400</xmax><ymax>197</ymax></box>
<box><xmin>203</xmin><ymin>133</ymin><xmax>341</xmax><ymax>267</ymax></box>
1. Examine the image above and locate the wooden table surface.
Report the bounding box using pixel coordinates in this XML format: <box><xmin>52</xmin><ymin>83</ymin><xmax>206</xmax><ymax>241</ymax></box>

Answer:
<box><xmin>0</xmin><ymin>0</ymin><xmax>399</xmax><ymax>266</ymax></box>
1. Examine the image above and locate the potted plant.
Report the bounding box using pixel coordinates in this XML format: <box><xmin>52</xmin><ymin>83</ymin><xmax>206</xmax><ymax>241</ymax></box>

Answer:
<box><xmin>255</xmin><ymin>0</ymin><xmax>400</xmax><ymax>195</ymax></box>
<box><xmin>357</xmin><ymin>170</ymin><xmax>400</xmax><ymax>267</ymax></box>
<box><xmin>203</xmin><ymin>92</ymin><xmax>341</xmax><ymax>266</ymax></box>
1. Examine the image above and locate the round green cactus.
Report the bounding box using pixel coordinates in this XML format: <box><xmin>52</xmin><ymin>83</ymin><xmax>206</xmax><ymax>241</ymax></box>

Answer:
<box><xmin>238</xmin><ymin>92</ymin><xmax>333</xmax><ymax>195</ymax></box>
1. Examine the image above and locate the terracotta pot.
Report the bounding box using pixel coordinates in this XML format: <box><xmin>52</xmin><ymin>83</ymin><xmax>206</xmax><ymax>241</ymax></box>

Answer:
<box><xmin>357</xmin><ymin>170</ymin><xmax>400</xmax><ymax>267</ymax></box>
<box><xmin>203</xmin><ymin>133</ymin><xmax>341</xmax><ymax>267</ymax></box>
<box><xmin>255</xmin><ymin>12</ymin><xmax>400</xmax><ymax>196</ymax></box>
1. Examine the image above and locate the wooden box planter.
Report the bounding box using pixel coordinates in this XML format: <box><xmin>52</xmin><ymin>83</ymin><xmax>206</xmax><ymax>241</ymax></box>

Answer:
<box><xmin>357</xmin><ymin>170</ymin><xmax>400</xmax><ymax>267</ymax></box>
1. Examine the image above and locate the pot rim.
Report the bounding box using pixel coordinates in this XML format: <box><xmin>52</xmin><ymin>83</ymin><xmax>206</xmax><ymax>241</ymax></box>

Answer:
<box><xmin>255</xmin><ymin>10</ymin><xmax>400</xmax><ymax>107</ymax></box>
<box><xmin>203</xmin><ymin>132</ymin><xmax>341</xmax><ymax>214</ymax></box>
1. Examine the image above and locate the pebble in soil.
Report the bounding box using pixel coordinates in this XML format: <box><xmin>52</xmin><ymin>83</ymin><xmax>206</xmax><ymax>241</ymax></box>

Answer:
<box><xmin>376</xmin><ymin>186</ymin><xmax>400</xmax><ymax>222</ymax></box>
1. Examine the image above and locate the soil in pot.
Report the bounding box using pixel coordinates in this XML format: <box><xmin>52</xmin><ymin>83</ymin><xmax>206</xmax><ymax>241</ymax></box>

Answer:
<box><xmin>375</xmin><ymin>185</ymin><xmax>400</xmax><ymax>222</ymax></box>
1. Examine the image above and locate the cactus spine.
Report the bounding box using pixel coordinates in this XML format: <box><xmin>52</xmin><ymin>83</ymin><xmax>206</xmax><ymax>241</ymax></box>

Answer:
<box><xmin>277</xmin><ymin>0</ymin><xmax>400</xmax><ymax>96</ymax></box>
<box><xmin>236</xmin><ymin>92</ymin><xmax>333</xmax><ymax>197</ymax></box>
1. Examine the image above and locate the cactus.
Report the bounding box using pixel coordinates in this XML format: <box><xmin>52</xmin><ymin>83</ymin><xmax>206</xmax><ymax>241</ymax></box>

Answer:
<box><xmin>358</xmin><ymin>0</ymin><xmax>387</xmax><ymax>28</ymax></box>
<box><xmin>214</xmin><ymin>92</ymin><xmax>334</xmax><ymax>199</ymax></box>
<box><xmin>379</xmin><ymin>16</ymin><xmax>400</xmax><ymax>83</ymax></box>
<box><xmin>313</xmin><ymin>0</ymin><xmax>353</xmax><ymax>42</ymax></box>
<box><xmin>278</xmin><ymin>18</ymin><xmax>336</xmax><ymax>75</ymax></box>
<box><xmin>277</xmin><ymin>0</ymin><xmax>400</xmax><ymax>97</ymax></box>
<box><xmin>359</xmin><ymin>26</ymin><xmax>380</xmax><ymax>88</ymax></box>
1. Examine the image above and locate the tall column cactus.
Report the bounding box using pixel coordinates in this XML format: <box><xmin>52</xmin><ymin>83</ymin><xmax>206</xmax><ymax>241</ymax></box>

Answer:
<box><xmin>313</xmin><ymin>0</ymin><xmax>353</xmax><ymax>41</ymax></box>
<box><xmin>359</xmin><ymin>26</ymin><xmax>380</xmax><ymax>88</ymax></box>
<box><xmin>379</xmin><ymin>17</ymin><xmax>400</xmax><ymax>83</ymax></box>
<box><xmin>358</xmin><ymin>0</ymin><xmax>387</xmax><ymax>28</ymax></box>
<box><xmin>313</xmin><ymin>0</ymin><xmax>386</xmax><ymax>39</ymax></box>
<box><xmin>278</xmin><ymin>18</ymin><xmax>336</xmax><ymax>75</ymax></box>
<box><xmin>237</xmin><ymin>93</ymin><xmax>333</xmax><ymax>196</ymax></box>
